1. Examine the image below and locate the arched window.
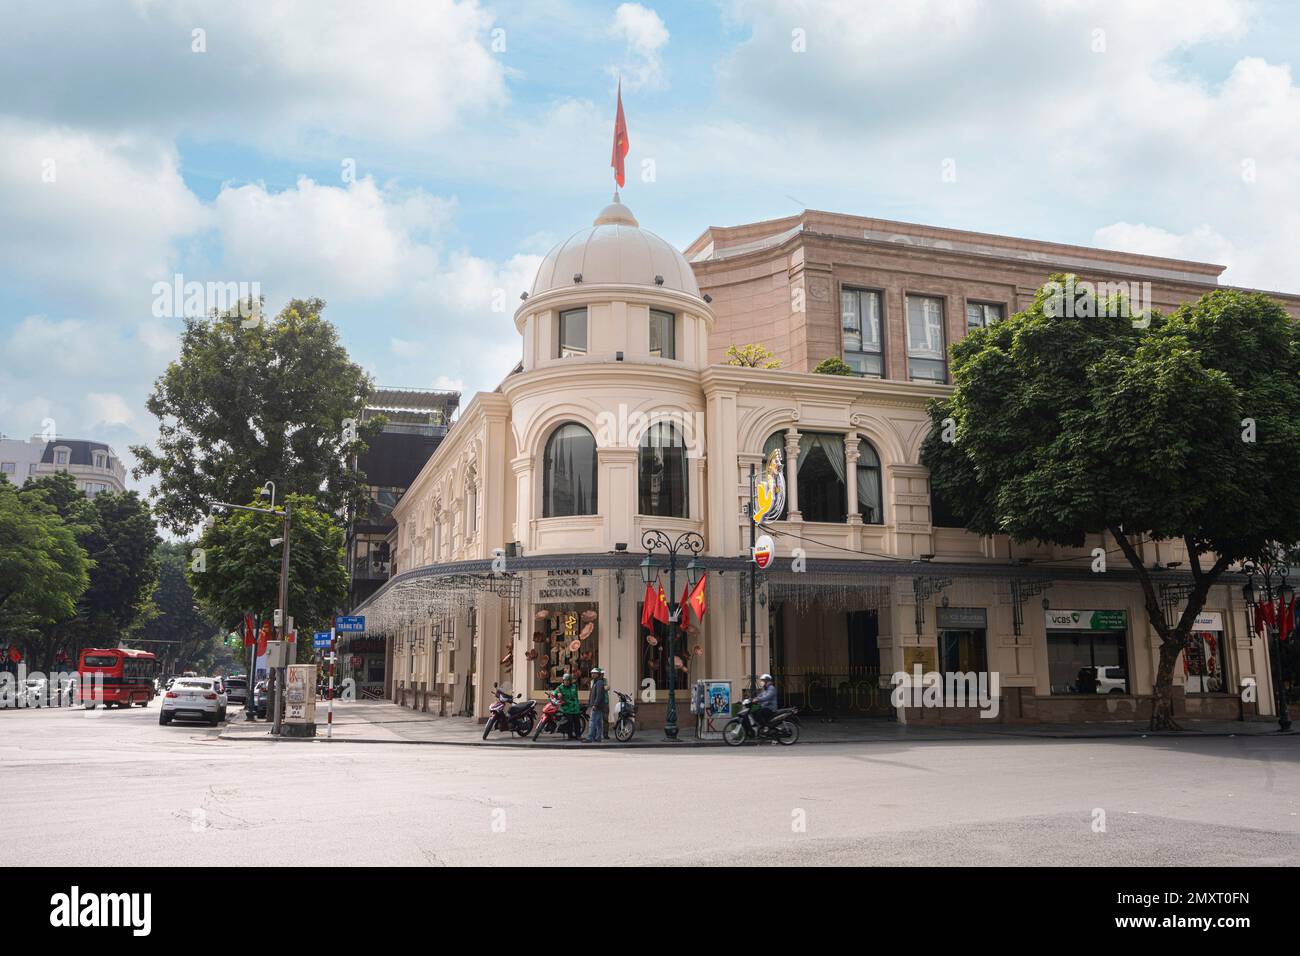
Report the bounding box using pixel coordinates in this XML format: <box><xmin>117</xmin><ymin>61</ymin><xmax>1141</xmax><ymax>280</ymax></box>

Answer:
<box><xmin>762</xmin><ymin>431</ymin><xmax>788</xmax><ymax>520</ymax></box>
<box><xmin>797</xmin><ymin>432</ymin><xmax>847</xmax><ymax>523</ymax></box>
<box><xmin>856</xmin><ymin>437</ymin><xmax>884</xmax><ymax>524</ymax></box>
<box><xmin>639</xmin><ymin>422</ymin><xmax>688</xmax><ymax>517</ymax></box>
<box><xmin>542</xmin><ymin>423</ymin><xmax>597</xmax><ymax>517</ymax></box>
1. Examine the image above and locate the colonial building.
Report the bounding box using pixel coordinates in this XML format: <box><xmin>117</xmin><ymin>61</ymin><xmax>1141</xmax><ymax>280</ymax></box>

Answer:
<box><xmin>355</xmin><ymin>196</ymin><xmax>1297</xmax><ymax>727</ymax></box>
<box><xmin>0</xmin><ymin>436</ymin><xmax>128</xmax><ymax>496</ymax></box>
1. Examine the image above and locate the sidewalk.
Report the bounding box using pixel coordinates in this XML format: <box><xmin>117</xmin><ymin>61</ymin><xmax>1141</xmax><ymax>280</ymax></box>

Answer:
<box><xmin>217</xmin><ymin>699</ymin><xmax>1297</xmax><ymax>747</ymax></box>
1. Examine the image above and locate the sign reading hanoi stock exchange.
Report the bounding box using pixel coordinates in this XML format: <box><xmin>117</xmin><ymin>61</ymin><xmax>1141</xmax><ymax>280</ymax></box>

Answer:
<box><xmin>536</xmin><ymin>569</ymin><xmax>594</xmax><ymax>602</ymax></box>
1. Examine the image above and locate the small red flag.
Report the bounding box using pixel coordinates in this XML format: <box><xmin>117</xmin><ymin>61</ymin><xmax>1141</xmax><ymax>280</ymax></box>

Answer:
<box><xmin>257</xmin><ymin>621</ymin><xmax>272</xmax><ymax>656</ymax></box>
<box><xmin>611</xmin><ymin>80</ymin><xmax>629</xmax><ymax>188</ymax></box>
<box><xmin>687</xmin><ymin>574</ymin><xmax>707</xmax><ymax>623</ymax></box>
<box><xmin>654</xmin><ymin>581</ymin><xmax>670</xmax><ymax>625</ymax></box>
<box><xmin>244</xmin><ymin>613</ymin><xmax>255</xmax><ymax>648</ymax></box>
<box><xmin>679</xmin><ymin>582</ymin><xmax>692</xmax><ymax>632</ymax></box>
<box><xmin>640</xmin><ymin>582</ymin><xmax>656</xmax><ymax>630</ymax></box>
<box><xmin>1281</xmin><ymin>596</ymin><xmax>1295</xmax><ymax>642</ymax></box>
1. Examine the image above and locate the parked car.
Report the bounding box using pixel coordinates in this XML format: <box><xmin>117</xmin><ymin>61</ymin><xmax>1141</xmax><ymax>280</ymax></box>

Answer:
<box><xmin>18</xmin><ymin>678</ymin><xmax>48</xmax><ymax>708</ymax></box>
<box><xmin>1095</xmin><ymin>666</ymin><xmax>1128</xmax><ymax>694</ymax></box>
<box><xmin>225</xmin><ymin>676</ymin><xmax>249</xmax><ymax>705</ymax></box>
<box><xmin>253</xmin><ymin>680</ymin><xmax>268</xmax><ymax>719</ymax></box>
<box><xmin>159</xmin><ymin>677</ymin><xmax>227</xmax><ymax>726</ymax></box>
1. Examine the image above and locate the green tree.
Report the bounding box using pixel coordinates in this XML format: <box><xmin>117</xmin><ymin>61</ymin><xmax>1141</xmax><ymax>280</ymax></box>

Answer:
<box><xmin>725</xmin><ymin>343</ymin><xmax>782</xmax><ymax>369</ymax></box>
<box><xmin>0</xmin><ymin>477</ymin><xmax>89</xmax><ymax>647</ymax></box>
<box><xmin>131</xmin><ymin>298</ymin><xmax>381</xmax><ymax>533</ymax></box>
<box><xmin>189</xmin><ymin>493</ymin><xmax>347</xmax><ymax>663</ymax></box>
<box><xmin>17</xmin><ymin>474</ymin><xmax>159</xmax><ymax>669</ymax></box>
<box><xmin>129</xmin><ymin>541</ymin><xmax>222</xmax><ymax>673</ymax></box>
<box><xmin>923</xmin><ymin>280</ymin><xmax>1300</xmax><ymax>730</ymax></box>
<box><xmin>812</xmin><ymin>356</ymin><xmax>855</xmax><ymax>375</ymax></box>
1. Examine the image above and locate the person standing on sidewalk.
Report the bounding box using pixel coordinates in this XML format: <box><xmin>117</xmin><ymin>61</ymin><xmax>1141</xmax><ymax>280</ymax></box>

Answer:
<box><xmin>584</xmin><ymin>667</ymin><xmax>608</xmax><ymax>743</ymax></box>
<box><xmin>557</xmin><ymin>672</ymin><xmax>581</xmax><ymax>739</ymax></box>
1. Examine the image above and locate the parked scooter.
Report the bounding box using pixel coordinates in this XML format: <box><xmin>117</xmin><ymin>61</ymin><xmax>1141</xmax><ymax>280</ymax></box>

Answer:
<box><xmin>722</xmin><ymin>698</ymin><xmax>800</xmax><ymax>746</ymax></box>
<box><xmin>481</xmin><ymin>684</ymin><xmax>537</xmax><ymax>739</ymax></box>
<box><xmin>531</xmin><ymin>693</ymin><xmax>588</xmax><ymax>741</ymax></box>
<box><xmin>612</xmin><ymin>690</ymin><xmax>637</xmax><ymax>742</ymax></box>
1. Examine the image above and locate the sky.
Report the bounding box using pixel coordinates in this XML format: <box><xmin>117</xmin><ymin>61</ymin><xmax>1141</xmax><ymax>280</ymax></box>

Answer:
<box><xmin>2</xmin><ymin>0</ymin><xmax>1299</xmax><ymax>495</ymax></box>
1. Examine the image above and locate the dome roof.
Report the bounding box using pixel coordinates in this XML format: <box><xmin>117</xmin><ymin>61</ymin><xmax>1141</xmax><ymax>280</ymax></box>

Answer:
<box><xmin>529</xmin><ymin>197</ymin><xmax>701</xmax><ymax>299</ymax></box>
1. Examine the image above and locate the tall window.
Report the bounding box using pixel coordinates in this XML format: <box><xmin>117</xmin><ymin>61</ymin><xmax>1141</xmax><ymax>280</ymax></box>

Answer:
<box><xmin>639</xmin><ymin>422</ymin><xmax>688</xmax><ymax>517</ymax></box>
<box><xmin>905</xmin><ymin>295</ymin><xmax>947</xmax><ymax>382</ymax></box>
<box><xmin>841</xmin><ymin>288</ymin><xmax>883</xmax><ymax>377</ymax></box>
<box><xmin>855</xmin><ymin>438</ymin><xmax>883</xmax><ymax>524</ymax></box>
<box><xmin>649</xmin><ymin>310</ymin><xmax>675</xmax><ymax>359</ymax></box>
<box><xmin>542</xmin><ymin>423</ymin><xmax>597</xmax><ymax>517</ymax></box>
<box><xmin>797</xmin><ymin>432</ymin><xmax>847</xmax><ymax>523</ymax></box>
<box><xmin>966</xmin><ymin>301</ymin><xmax>1003</xmax><ymax>331</ymax></box>
<box><xmin>54</xmin><ymin>449</ymin><xmax>69</xmax><ymax>466</ymax></box>
<box><xmin>558</xmin><ymin>308</ymin><xmax>588</xmax><ymax>358</ymax></box>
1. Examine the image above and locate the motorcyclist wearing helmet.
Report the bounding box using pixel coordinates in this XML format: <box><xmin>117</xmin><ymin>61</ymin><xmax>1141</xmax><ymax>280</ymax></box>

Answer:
<box><xmin>751</xmin><ymin>674</ymin><xmax>778</xmax><ymax>732</ymax></box>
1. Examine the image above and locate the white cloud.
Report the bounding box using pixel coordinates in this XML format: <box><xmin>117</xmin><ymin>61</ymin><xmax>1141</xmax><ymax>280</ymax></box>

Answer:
<box><xmin>211</xmin><ymin>177</ymin><xmax>454</xmax><ymax>303</ymax></box>
<box><xmin>0</xmin><ymin>0</ymin><xmax>508</xmax><ymax>147</ymax></box>
<box><xmin>610</xmin><ymin>3</ymin><xmax>670</xmax><ymax>91</ymax></box>
<box><xmin>85</xmin><ymin>393</ymin><xmax>136</xmax><ymax>428</ymax></box>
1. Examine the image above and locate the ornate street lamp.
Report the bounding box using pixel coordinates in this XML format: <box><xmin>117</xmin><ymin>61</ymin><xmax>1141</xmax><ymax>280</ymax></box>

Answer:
<box><xmin>1242</xmin><ymin>549</ymin><xmax>1292</xmax><ymax>732</ymax></box>
<box><xmin>640</xmin><ymin>529</ymin><xmax>705</xmax><ymax>740</ymax></box>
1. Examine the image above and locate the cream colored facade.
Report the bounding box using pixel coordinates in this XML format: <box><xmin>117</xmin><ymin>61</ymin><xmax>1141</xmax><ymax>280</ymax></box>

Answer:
<box><xmin>364</xmin><ymin>197</ymin><xmax>1280</xmax><ymax>726</ymax></box>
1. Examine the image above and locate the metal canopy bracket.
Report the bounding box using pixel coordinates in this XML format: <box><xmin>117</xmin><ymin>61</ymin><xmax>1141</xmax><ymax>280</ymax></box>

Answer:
<box><xmin>1011</xmin><ymin>577</ymin><xmax>1054</xmax><ymax>636</ymax></box>
<box><xmin>913</xmin><ymin>575</ymin><xmax>953</xmax><ymax>636</ymax></box>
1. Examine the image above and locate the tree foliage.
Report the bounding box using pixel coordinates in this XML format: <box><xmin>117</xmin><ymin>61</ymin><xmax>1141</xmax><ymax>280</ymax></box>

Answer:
<box><xmin>726</xmin><ymin>343</ymin><xmax>782</xmax><ymax>368</ymax></box>
<box><xmin>812</xmin><ymin>356</ymin><xmax>855</xmax><ymax>376</ymax></box>
<box><xmin>131</xmin><ymin>299</ymin><xmax>381</xmax><ymax>533</ymax></box>
<box><xmin>129</xmin><ymin>541</ymin><xmax>222</xmax><ymax>673</ymax></box>
<box><xmin>0</xmin><ymin>477</ymin><xmax>89</xmax><ymax>637</ymax></box>
<box><xmin>189</xmin><ymin>493</ymin><xmax>347</xmax><ymax>663</ymax></box>
<box><xmin>923</xmin><ymin>279</ymin><xmax>1300</xmax><ymax>728</ymax></box>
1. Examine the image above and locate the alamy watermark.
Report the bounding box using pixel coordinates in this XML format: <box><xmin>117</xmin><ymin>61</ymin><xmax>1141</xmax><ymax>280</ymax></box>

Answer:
<box><xmin>151</xmin><ymin>273</ymin><xmax>262</xmax><ymax>326</ymax></box>
<box><xmin>1043</xmin><ymin>276</ymin><xmax>1152</xmax><ymax>328</ymax></box>
<box><xmin>890</xmin><ymin>665</ymin><xmax>1001</xmax><ymax>719</ymax></box>
<box><xmin>594</xmin><ymin>404</ymin><xmax>706</xmax><ymax>459</ymax></box>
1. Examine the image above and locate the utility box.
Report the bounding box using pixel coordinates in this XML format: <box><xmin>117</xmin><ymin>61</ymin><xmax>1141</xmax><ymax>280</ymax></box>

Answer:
<box><xmin>284</xmin><ymin>664</ymin><xmax>317</xmax><ymax>738</ymax></box>
<box><xmin>265</xmin><ymin>640</ymin><xmax>288</xmax><ymax>668</ymax></box>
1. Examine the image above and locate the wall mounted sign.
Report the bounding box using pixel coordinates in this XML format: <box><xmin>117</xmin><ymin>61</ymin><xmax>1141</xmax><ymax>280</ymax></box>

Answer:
<box><xmin>1044</xmin><ymin>609</ymin><xmax>1128</xmax><ymax>631</ymax></box>
<box><xmin>936</xmin><ymin>607</ymin><xmax>987</xmax><ymax>630</ymax></box>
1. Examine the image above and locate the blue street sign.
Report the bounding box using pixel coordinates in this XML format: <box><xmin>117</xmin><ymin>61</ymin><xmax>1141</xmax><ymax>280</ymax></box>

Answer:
<box><xmin>335</xmin><ymin>615</ymin><xmax>365</xmax><ymax>633</ymax></box>
<box><xmin>313</xmin><ymin>632</ymin><xmax>332</xmax><ymax>649</ymax></box>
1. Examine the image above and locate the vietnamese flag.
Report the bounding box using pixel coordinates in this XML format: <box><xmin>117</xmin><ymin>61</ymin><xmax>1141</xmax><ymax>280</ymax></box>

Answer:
<box><xmin>1281</xmin><ymin>596</ymin><xmax>1295</xmax><ymax>642</ymax></box>
<box><xmin>244</xmin><ymin>613</ymin><xmax>255</xmax><ymax>648</ymax></box>
<box><xmin>640</xmin><ymin>582</ymin><xmax>657</xmax><ymax>630</ymax></box>
<box><xmin>257</xmin><ymin>620</ymin><xmax>272</xmax><ymax>657</ymax></box>
<box><xmin>654</xmin><ymin>581</ymin><xmax>670</xmax><ymax>625</ymax></box>
<box><xmin>610</xmin><ymin>80</ymin><xmax>628</xmax><ymax>188</ymax></box>
<box><xmin>678</xmin><ymin>582</ymin><xmax>692</xmax><ymax>632</ymax></box>
<box><xmin>686</xmin><ymin>573</ymin><xmax>707</xmax><ymax>624</ymax></box>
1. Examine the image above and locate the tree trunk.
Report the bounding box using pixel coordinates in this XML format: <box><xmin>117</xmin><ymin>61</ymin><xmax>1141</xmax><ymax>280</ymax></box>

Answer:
<box><xmin>1151</xmin><ymin>635</ymin><xmax>1185</xmax><ymax>731</ymax></box>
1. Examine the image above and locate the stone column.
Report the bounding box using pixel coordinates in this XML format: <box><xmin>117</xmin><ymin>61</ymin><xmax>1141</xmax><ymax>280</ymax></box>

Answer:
<box><xmin>784</xmin><ymin>427</ymin><xmax>801</xmax><ymax>521</ymax></box>
<box><xmin>844</xmin><ymin>434</ymin><xmax>862</xmax><ymax>524</ymax></box>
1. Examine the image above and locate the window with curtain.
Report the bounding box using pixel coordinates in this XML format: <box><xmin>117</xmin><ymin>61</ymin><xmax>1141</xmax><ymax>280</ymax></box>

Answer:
<box><xmin>855</xmin><ymin>438</ymin><xmax>883</xmax><ymax>524</ymax></box>
<box><xmin>965</xmin><ymin>301</ymin><xmax>1004</xmax><ymax>331</ymax></box>
<box><xmin>905</xmin><ymin>295</ymin><xmax>947</xmax><ymax>382</ymax></box>
<box><xmin>841</xmin><ymin>288</ymin><xmax>883</xmax><ymax>377</ymax></box>
<box><xmin>649</xmin><ymin>309</ymin><xmax>676</xmax><ymax>359</ymax></box>
<box><xmin>762</xmin><ymin>431</ymin><xmax>788</xmax><ymax>520</ymax></box>
<box><xmin>639</xmin><ymin>421</ymin><xmax>688</xmax><ymax>517</ymax></box>
<box><xmin>797</xmin><ymin>432</ymin><xmax>847</xmax><ymax>523</ymax></box>
<box><xmin>558</xmin><ymin>308</ymin><xmax>588</xmax><ymax>358</ymax></box>
<box><xmin>542</xmin><ymin>423</ymin><xmax>597</xmax><ymax>517</ymax></box>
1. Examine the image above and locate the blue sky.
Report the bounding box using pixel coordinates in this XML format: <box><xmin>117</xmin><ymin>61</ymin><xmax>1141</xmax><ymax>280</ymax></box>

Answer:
<box><xmin>2</xmin><ymin>0</ymin><xmax>1299</xmax><ymax>494</ymax></box>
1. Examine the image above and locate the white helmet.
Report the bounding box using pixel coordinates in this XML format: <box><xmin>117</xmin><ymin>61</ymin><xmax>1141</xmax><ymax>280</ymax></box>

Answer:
<box><xmin>760</xmin><ymin>673</ymin><xmax>773</xmax><ymax>682</ymax></box>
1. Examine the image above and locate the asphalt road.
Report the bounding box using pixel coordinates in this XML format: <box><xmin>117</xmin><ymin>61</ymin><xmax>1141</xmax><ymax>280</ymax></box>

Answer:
<box><xmin>3</xmin><ymin>702</ymin><xmax>1298</xmax><ymax>866</ymax></box>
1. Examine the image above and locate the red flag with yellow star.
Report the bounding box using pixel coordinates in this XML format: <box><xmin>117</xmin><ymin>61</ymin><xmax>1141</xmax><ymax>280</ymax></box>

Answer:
<box><xmin>611</xmin><ymin>80</ymin><xmax>628</xmax><ymax>188</ymax></box>
<box><xmin>654</xmin><ymin>580</ymin><xmax>670</xmax><ymax>625</ymax></box>
<box><xmin>686</xmin><ymin>573</ymin><xmax>707</xmax><ymax>624</ymax></box>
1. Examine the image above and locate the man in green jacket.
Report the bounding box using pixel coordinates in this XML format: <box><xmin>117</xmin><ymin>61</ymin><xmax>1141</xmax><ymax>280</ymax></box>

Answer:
<box><xmin>556</xmin><ymin>672</ymin><xmax>581</xmax><ymax>739</ymax></box>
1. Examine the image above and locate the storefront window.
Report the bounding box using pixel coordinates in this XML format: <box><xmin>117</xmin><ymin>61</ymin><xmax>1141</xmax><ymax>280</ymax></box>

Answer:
<box><xmin>1185</xmin><ymin>632</ymin><xmax>1222</xmax><ymax>691</ymax></box>
<box><xmin>638</xmin><ymin>422</ymin><xmax>688</xmax><ymax>517</ymax></box>
<box><xmin>535</xmin><ymin>603</ymin><xmax>598</xmax><ymax>691</ymax></box>
<box><xmin>1046</xmin><ymin>610</ymin><xmax>1129</xmax><ymax>695</ymax></box>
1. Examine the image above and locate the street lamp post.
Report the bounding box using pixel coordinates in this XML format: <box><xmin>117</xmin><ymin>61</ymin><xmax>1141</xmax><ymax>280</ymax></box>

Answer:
<box><xmin>1242</xmin><ymin>552</ymin><xmax>1293</xmax><ymax>732</ymax></box>
<box><xmin>640</xmin><ymin>529</ymin><xmax>704</xmax><ymax>741</ymax></box>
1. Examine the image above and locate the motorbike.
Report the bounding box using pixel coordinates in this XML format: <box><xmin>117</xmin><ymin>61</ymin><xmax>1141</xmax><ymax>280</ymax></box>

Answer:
<box><xmin>531</xmin><ymin>693</ymin><xmax>588</xmax><ymax>741</ymax></box>
<box><xmin>481</xmin><ymin>684</ymin><xmax>537</xmax><ymax>739</ymax></box>
<box><xmin>722</xmin><ymin>698</ymin><xmax>800</xmax><ymax>746</ymax></box>
<box><xmin>612</xmin><ymin>690</ymin><xmax>637</xmax><ymax>742</ymax></box>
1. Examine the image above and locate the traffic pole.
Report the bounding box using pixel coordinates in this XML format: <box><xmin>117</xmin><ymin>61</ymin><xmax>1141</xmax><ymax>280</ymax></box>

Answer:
<box><xmin>327</xmin><ymin>625</ymin><xmax>336</xmax><ymax>739</ymax></box>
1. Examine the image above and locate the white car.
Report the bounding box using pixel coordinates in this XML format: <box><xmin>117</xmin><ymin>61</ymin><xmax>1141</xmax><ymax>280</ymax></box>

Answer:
<box><xmin>159</xmin><ymin>677</ymin><xmax>227</xmax><ymax>726</ymax></box>
<box><xmin>18</xmin><ymin>678</ymin><xmax>48</xmax><ymax>708</ymax></box>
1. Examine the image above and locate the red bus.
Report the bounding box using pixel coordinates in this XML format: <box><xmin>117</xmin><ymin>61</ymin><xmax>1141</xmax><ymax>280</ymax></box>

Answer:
<box><xmin>78</xmin><ymin>647</ymin><xmax>159</xmax><ymax>709</ymax></box>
